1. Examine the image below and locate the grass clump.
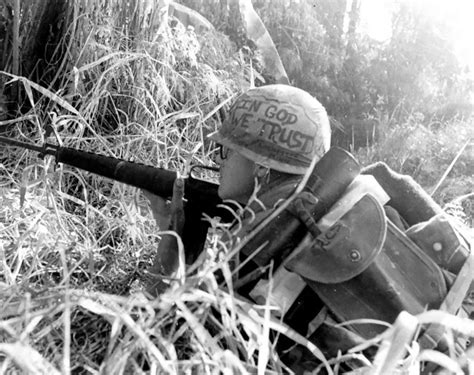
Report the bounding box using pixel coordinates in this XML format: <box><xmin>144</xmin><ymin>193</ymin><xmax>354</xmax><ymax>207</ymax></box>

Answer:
<box><xmin>0</xmin><ymin>1</ymin><xmax>473</xmax><ymax>374</ymax></box>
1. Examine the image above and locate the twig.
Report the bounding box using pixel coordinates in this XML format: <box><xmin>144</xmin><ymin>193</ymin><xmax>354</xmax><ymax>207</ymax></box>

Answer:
<box><xmin>431</xmin><ymin>139</ymin><xmax>472</xmax><ymax>196</ymax></box>
<box><xmin>12</xmin><ymin>0</ymin><xmax>20</xmax><ymax>101</ymax></box>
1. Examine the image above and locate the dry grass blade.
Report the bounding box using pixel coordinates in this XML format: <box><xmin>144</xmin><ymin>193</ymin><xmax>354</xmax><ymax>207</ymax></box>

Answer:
<box><xmin>0</xmin><ymin>114</ymin><xmax>36</xmax><ymax>127</ymax></box>
<box><xmin>0</xmin><ymin>342</ymin><xmax>61</xmax><ymax>375</ymax></box>
<box><xmin>76</xmin><ymin>294</ymin><xmax>175</xmax><ymax>373</ymax></box>
<box><xmin>257</xmin><ymin>275</ymin><xmax>272</xmax><ymax>375</ymax></box>
<box><xmin>237</xmin><ymin>0</ymin><xmax>289</xmax><ymax>84</ymax></box>
<box><xmin>0</xmin><ymin>1</ymin><xmax>472</xmax><ymax>374</ymax></box>
<box><xmin>212</xmin><ymin>350</ymin><xmax>249</xmax><ymax>374</ymax></box>
<box><xmin>0</xmin><ymin>242</ymin><xmax>14</xmax><ymax>285</ymax></box>
<box><xmin>417</xmin><ymin>349</ymin><xmax>464</xmax><ymax>375</ymax></box>
<box><xmin>1</xmin><ymin>72</ymin><xmax>80</xmax><ymax>115</ymax></box>
<box><xmin>75</xmin><ymin>52</ymin><xmax>129</xmax><ymax>74</ymax></box>
<box><xmin>169</xmin><ymin>2</ymin><xmax>214</xmax><ymax>33</ymax></box>
<box><xmin>216</xmin><ymin>145</ymin><xmax>321</xmax><ymax>271</ymax></box>
<box><xmin>175</xmin><ymin>299</ymin><xmax>220</xmax><ymax>354</ymax></box>
<box><xmin>11</xmin><ymin>0</ymin><xmax>19</xmax><ymax>100</ymax></box>
<box><xmin>233</xmin><ymin>297</ymin><xmax>333</xmax><ymax>374</ymax></box>
<box><xmin>369</xmin><ymin>311</ymin><xmax>418</xmax><ymax>375</ymax></box>
<box><xmin>416</xmin><ymin>310</ymin><xmax>474</xmax><ymax>335</ymax></box>
<box><xmin>201</xmin><ymin>95</ymin><xmax>236</xmax><ymax>123</ymax></box>
<box><xmin>431</xmin><ymin>138</ymin><xmax>472</xmax><ymax>196</ymax></box>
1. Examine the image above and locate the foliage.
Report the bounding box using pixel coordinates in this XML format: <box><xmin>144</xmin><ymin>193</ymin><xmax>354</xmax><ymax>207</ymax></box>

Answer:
<box><xmin>0</xmin><ymin>0</ymin><xmax>472</xmax><ymax>374</ymax></box>
<box><xmin>355</xmin><ymin>117</ymin><xmax>473</xmax><ymax>187</ymax></box>
<box><xmin>368</xmin><ymin>2</ymin><xmax>473</xmax><ymax>118</ymax></box>
<box><xmin>354</xmin><ymin>116</ymin><xmax>474</xmax><ymax>226</ymax></box>
<box><xmin>180</xmin><ymin>0</ymin><xmax>473</xmax><ymax>148</ymax></box>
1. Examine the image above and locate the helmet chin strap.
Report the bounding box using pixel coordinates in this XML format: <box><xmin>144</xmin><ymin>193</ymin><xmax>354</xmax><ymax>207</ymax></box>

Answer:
<box><xmin>255</xmin><ymin>164</ymin><xmax>271</xmax><ymax>184</ymax></box>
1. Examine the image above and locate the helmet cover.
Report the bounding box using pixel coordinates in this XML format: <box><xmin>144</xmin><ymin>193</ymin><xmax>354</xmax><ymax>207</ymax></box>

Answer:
<box><xmin>209</xmin><ymin>84</ymin><xmax>330</xmax><ymax>174</ymax></box>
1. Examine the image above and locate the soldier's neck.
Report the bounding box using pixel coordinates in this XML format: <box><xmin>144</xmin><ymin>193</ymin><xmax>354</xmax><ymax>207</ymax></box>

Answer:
<box><xmin>248</xmin><ymin>174</ymin><xmax>302</xmax><ymax>211</ymax></box>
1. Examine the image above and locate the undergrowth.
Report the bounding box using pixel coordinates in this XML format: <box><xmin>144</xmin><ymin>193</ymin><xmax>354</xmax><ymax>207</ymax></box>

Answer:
<box><xmin>354</xmin><ymin>116</ymin><xmax>473</xmax><ymax>226</ymax></box>
<box><xmin>0</xmin><ymin>1</ymin><xmax>473</xmax><ymax>374</ymax></box>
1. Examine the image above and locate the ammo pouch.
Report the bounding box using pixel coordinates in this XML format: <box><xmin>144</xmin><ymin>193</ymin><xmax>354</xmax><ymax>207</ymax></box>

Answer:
<box><xmin>256</xmin><ymin>175</ymin><xmax>472</xmax><ymax>346</ymax></box>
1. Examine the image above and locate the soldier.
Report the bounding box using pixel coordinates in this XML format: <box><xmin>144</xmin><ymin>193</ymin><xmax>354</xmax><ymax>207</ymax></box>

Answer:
<box><xmin>144</xmin><ymin>83</ymin><xmax>331</xmax><ymax>297</ymax></box>
<box><xmin>144</xmin><ymin>84</ymin><xmax>473</xmax><ymax>373</ymax></box>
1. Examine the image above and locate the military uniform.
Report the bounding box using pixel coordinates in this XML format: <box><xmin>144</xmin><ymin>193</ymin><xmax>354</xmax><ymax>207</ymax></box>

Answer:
<box><xmin>229</xmin><ymin>161</ymin><xmax>473</xmax><ymax>373</ymax></box>
<box><xmin>146</xmin><ymin>84</ymin><xmax>473</xmax><ymax>373</ymax></box>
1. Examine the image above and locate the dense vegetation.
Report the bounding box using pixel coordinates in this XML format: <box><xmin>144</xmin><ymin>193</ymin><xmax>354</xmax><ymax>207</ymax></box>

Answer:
<box><xmin>0</xmin><ymin>0</ymin><xmax>472</xmax><ymax>373</ymax></box>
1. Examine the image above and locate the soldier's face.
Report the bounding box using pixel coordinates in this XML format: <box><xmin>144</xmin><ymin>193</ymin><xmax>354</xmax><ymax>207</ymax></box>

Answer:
<box><xmin>217</xmin><ymin>146</ymin><xmax>256</xmax><ymax>203</ymax></box>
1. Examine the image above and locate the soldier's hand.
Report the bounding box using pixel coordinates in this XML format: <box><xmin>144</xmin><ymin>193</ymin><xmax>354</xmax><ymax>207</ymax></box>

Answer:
<box><xmin>144</xmin><ymin>177</ymin><xmax>186</xmax><ymax>297</ymax></box>
<box><xmin>142</xmin><ymin>177</ymin><xmax>185</xmax><ymax>234</ymax></box>
<box><xmin>142</xmin><ymin>190</ymin><xmax>172</xmax><ymax>230</ymax></box>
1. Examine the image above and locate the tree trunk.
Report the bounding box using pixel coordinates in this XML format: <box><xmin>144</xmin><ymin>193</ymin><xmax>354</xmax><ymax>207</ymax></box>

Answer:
<box><xmin>0</xmin><ymin>0</ymin><xmax>70</xmax><ymax>117</ymax></box>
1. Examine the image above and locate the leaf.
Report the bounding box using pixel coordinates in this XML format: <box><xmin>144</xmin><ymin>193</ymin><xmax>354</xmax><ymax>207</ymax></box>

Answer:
<box><xmin>1</xmin><ymin>71</ymin><xmax>80</xmax><ymax>115</ymax></box>
<box><xmin>237</xmin><ymin>0</ymin><xmax>289</xmax><ymax>84</ymax></box>
<box><xmin>169</xmin><ymin>1</ymin><xmax>214</xmax><ymax>33</ymax></box>
<box><xmin>22</xmin><ymin>78</ymin><xmax>35</xmax><ymax>109</ymax></box>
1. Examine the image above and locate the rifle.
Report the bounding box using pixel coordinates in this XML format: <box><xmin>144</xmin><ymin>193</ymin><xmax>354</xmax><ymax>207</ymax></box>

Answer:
<box><xmin>0</xmin><ymin>136</ymin><xmax>225</xmax><ymax>215</ymax></box>
<box><xmin>0</xmin><ymin>135</ymin><xmax>233</xmax><ymax>260</ymax></box>
<box><xmin>0</xmin><ymin>135</ymin><xmax>360</xmax><ymax>264</ymax></box>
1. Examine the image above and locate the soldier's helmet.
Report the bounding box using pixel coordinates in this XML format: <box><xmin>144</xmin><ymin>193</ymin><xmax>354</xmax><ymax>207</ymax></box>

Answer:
<box><xmin>209</xmin><ymin>84</ymin><xmax>331</xmax><ymax>174</ymax></box>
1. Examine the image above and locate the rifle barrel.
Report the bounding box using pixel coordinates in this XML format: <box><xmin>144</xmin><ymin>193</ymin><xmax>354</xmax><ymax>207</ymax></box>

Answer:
<box><xmin>0</xmin><ymin>136</ymin><xmax>57</xmax><ymax>154</ymax></box>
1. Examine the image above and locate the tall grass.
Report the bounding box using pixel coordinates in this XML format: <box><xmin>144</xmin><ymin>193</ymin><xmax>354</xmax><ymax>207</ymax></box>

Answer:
<box><xmin>0</xmin><ymin>1</ymin><xmax>473</xmax><ymax>374</ymax></box>
<box><xmin>354</xmin><ymin>115</ymin><xmax>473</xmax><ymax>226</ymax></box>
